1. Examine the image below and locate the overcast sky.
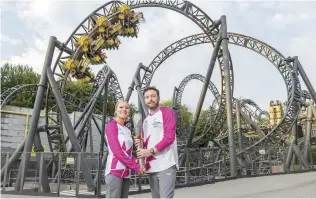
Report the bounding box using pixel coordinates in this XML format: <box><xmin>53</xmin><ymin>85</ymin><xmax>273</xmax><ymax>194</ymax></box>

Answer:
<box><xmin>1</xmin><ymin>0</ymin><xmax>316</xmax><ymax>113</ymax></box>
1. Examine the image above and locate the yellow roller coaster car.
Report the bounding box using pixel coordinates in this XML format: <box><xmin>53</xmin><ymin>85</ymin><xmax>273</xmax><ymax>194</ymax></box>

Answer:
<box><xmin>104</xmin><ymin>38</ymin><xmax>120</xmax><ymax>50</ymax></box>
<box><xmin>109</xmin><ymin>23</ymin><xmax>123</xmax><ymax>35</ymax></box>
<box><xmin>91</xmin><ymin>53</ymin><xmax>107</xmax><ymax>63</ymax></box>
<box><xmin>130</xmin><ymin>13</ymin><xmax>142</xmax><ymax>24</ymax></box>
<box><xmin>73</xmin><ymin>67</ymin><xmax>94</xmax><ymax>82</ymax></box>
<box><xmin>76</xmin><ymin>35</ymin><xmax>90</xmax><ymax>52</ymax></box>
<box><xmin>96</xmin><ymin>16</ymin><xmax>109</xmax><ymax>33</ymax></box>
<box><xmin>118</xmin><ymin>14</ymin><xmax>125</xmax><ymax>20</ymax></box>
<box><xmin>119</xmin><ymin>4</ymin><xmax>130</xmax><ymax>14</ymax></box>
<box><xmin>64</xmin><ymin>59</ymin><xmax>78</xmax><ymax>73</ymax></box>
<box><xmin>91</xmin><ymin>36</ymin><xmax>105</xmax><ymax>52</ymax></box>
<box><xmin>78</xmin><ymin>58</ymin><xmax>91</xmax><ymax>73</ymax></box>
<box><xmin>118</xmin><ymin>4</ymin><xmax>130</xmax><ymax>20</ymax></box>
<box><xmin>127</xmin><ymin>27</ymin><xmax>135</xmax><ymax>33</ymax></box>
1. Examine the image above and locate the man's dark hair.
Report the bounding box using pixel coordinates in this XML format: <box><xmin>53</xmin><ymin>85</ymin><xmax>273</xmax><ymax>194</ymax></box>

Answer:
<box><xmin>143</xmin><ymin>86</ymin><xmax>160</xmax><ymax>97</ymax></box>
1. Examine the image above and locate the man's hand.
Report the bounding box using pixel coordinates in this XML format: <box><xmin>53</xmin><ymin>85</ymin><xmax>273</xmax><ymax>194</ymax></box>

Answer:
<box><xmin>133</xmin><ymin>136</ymin><xmax>142</xmax><ymax>148</ymax></box>
<box><xmin>137</xmin><ymin>149</ymin><xmax>152</xmax><ymax>158</ymax></box>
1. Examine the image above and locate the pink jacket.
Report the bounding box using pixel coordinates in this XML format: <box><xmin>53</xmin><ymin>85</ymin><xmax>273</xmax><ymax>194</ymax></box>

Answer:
<box><xmin>104</xmin><ymin>120</ymin><xmax>141</xmax><ymax>178</ymax></box>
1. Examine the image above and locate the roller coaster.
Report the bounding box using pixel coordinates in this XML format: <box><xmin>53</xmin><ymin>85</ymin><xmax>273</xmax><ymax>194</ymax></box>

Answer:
<box><xmin>1</xmin><ymin>0</ymin><xmax>316</xmax><ymax>197</ymax></box>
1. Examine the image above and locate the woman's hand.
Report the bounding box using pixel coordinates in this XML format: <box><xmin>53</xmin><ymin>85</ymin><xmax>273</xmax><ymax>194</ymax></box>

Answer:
<box><xmin>139</xmin><ymin>167</ymin><xmax>146</xmax><ymax>175</ymax></box>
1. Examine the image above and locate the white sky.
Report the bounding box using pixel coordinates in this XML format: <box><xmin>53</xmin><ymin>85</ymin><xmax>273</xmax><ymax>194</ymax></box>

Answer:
<box><xmin>1</xmin><ymin>0</ymin><xmax>316</xmax><ymax>113</ymax></box>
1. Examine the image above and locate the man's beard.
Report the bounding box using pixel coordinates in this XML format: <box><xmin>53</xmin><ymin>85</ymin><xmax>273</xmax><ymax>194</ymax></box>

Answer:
<box><xmin>147</xmin><ymin>101</ymin><xmax>159</xmax><ymax>110</ymax></box>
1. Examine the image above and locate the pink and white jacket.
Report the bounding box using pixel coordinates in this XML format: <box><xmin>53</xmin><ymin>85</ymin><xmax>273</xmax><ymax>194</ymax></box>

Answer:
<box><xmin>142</xmin><ymin>107</ymin><xmax>179</xmax><ymax>173</ymax></box>
<box><xmin>104</xmin><ymin>120</ymin><xmax>141</xmax><ymax>178</ymax></box>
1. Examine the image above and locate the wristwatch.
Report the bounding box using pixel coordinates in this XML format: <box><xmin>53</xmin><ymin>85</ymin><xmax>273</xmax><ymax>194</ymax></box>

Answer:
<box><xmin>149</xmin><ymin>148</ymin><xmax>155</xmax><ymax>155</ymax></box>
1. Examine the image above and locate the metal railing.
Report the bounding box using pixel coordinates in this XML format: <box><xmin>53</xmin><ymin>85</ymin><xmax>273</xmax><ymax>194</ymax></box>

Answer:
<box><xmin>1</xmin><ymin>146</ymin><xmax>315</xmax><ymax>197</ymax></box>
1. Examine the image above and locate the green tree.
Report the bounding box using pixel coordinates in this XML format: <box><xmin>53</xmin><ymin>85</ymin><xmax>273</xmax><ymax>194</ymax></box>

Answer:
<box><xmin>160</xmin><ymin>99</ymin><xmax>193</xmax><ymax>135</ymax></box>
<box><xmin>0</xmin><ymin>62</ymin><xmax>115</xmax><ymax>116</ymax></box>
<box><xmin>1</xmin><ymin>63</ymin><xmax>41</xmax><ymax>108</ymax></box>
<box><xmin>160</xmin><ymin>99</ymin><xmax>173</xmax><ymax>108</ymax></box>
<box><xmin>195</xmin><ymin>109</ymin><xmax>212</xmax><ymax>136</ymax></box>
<box><xmin>63</xmin><ymin>80</ymin><xmax>94</xmax><ymax>113</ymax></box>
<box><xmin>0</xmin><ymin>63</ymin><xmax>41</xmax><ymax>91</ymax></box>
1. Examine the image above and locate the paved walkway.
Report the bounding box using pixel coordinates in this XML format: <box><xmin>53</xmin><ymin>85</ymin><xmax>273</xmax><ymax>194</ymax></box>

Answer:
<box><xmin>131</xmin><ymin>172</ymin><xmax>316</xmax><ymax>198</ymax></box>
<box><xmin>2</xmin><ymin>172</ymin><xmax>316</xmax><ymax>198</ymax></box>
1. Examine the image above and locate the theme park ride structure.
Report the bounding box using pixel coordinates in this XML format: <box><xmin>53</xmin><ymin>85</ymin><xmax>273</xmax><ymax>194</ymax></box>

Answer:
<box><xmin>2</xmin><ymin>0</ymin><xmax>236</xmax><ymax>192</ymax></box>
<box><xmin>0</xmin><ymin>0</ymin><xmax>315</xmax><ymax>196</ymax></box>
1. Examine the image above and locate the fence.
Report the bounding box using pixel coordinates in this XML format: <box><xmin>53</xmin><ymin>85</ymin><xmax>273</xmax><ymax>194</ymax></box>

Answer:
<box><xmin>1</xmin><ymin>146</ymin><xmax>315</xmax><ymax>197</ymax></box>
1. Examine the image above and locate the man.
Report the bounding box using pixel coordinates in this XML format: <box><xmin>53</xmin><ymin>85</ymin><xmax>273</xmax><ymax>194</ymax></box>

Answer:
<box><xmin>135</xmin><ymin>86</ymin><xmax>178</xmax><ymax>198</ymax></box>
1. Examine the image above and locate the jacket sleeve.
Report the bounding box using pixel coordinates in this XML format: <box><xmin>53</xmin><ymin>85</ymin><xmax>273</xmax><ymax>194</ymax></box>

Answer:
<box><xmin>105</xmin><ymin>121</ymin><xmax>141</xmax><ymax>172</ymax></box>
<box><xmin>154</xmin><ymin>108</ymin><xmax>177</xmax><ymax>152</ymax></box>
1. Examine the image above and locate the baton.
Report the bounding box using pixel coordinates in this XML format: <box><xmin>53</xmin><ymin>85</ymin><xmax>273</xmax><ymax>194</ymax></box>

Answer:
<box><xmin>132</xmin><ymin>112</ymin><xmax>144</xmax><ymax>167</ymax></box>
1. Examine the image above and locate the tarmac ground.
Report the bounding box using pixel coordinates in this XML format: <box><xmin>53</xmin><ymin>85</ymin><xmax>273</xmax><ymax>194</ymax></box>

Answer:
<box><xmin>2</xmin><ymin>171</ymin><xmax>316</xmax><ymax>198</ymax></box>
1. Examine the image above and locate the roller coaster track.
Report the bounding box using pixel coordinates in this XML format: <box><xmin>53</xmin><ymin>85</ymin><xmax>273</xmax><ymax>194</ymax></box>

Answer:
<box><xmin>1</xmin><ymin>84</ymin><xmax>39</xmax><ymax>108</ymax></box>
<box><xmin>174</xmin><ymin>74</ymin><xmax>269</xmax><ymax>149</ymax></box>
<box><xmin>139</xmin><ymin>32</ymin><xmax>301</xmax><ymax>149</ymax></box>
<box><xmin>212</xmin><ymin>32</ymin><xmax>300</xmax><ymax>150</ymax></box>
<box><xmin>240</xmin><ymin>99</ymin><xmax>270</xmax><ymax>121</ymax></box>
<box><xmin>173</xmin><ymin>74</ymin><xmax>221</xmax><ymax>142</ymax></box>
<box><xmin>215</xmin><ymin>97</ymin><xmax>270</xmax><ymax>141</ymax></box>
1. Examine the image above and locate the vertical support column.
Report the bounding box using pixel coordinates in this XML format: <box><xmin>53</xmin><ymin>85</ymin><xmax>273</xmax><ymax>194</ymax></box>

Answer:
<box><xmin>57</xmin><ymin>153</ymin><xmax>62</xmax><ymax>197</ymax></box>
<box><xmin>125</xmin><ymin>63</ymin><xmax>143</xmax><ymax>102</ymax></box>
<box><xmin>34</xmin><ymin>132</ymin><xmax>50</xmax><ymax>192</ymax></box>
<box><xmin>89</xmin><ymin>122</ymin><xmax>93</xmax><ymax>153</ymax></box>
<box><xmin>236</xmin><ymin>100</ymin><xmax>243</xmax><ymax>151</ymax></box>
<box><xmin>96</xmin><ymin>76</ymin><xmax>109</xmax><ymax>195</ymax></box>
<box><xmin>172</xmin><ymin>86</ymin><xmax>178</xmax><ymax>110</ymax></box>
<box><xmin>180</xmin><ymin>27</ymin><xmax>222</xmax><ymax>167</ymax></box>
<box><xmin>291</xmin><ymin>154</ymin><xmax>297</xmax><ymax>170</ymax></box>
<box><xmin>304</xmin><ymin>102</ymin><xmax>313</xmax><ymax>161</ymax></box>
<box><xmin>38</xmin><ymin>153</ymin><xmax>44</xmax><ymax>192</ymax></box>
<box><xmin>134</xmin><ymin>75</ymin><xmax>149</xmax><ymax>116</ymax></box>
<box><xmin>236</xmin><ymin>100</ymin><xmax>247</xmax><ymax>175</ymax></box>
<box><xmin>76</xmin><ymin>153</ymin><xmax>82</xmax><ymax>197</ymax></box>
<box><xmin>221</xmin><ymin>15</ymin><xmax>237</xmax><ymax>177</ymax></box>
<box><xmin>312</xmin><ymin>106</ymin><xmax>316</xmax><ymax>118</ymax></box>
<box><xmin>15</xmin><ymin>36</ymin><xmax>56</xmax><ymax>191</ymax></box>
<box><xmin>268</xmin><ymin>151</ymin><xmax>272</xmax><ymax>173</ymax></box>
<box><xmin>285</xmin><ymin>123</ymin><xmax>296</xmax><ymax>171</ymax></box>
<box><xmin>136</xmin><ymin>97</ymin><xmax>144</xmax><ymax>193</ymax></box>
<box><xmin>212</xmin><ymin>148</ymin><xmax>216</xmax><ymax>180</ymax></box>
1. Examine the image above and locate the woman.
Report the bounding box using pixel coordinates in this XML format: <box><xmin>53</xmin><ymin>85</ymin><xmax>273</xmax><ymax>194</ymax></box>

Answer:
<box><xmin>104</xmin><ymin>100</ymin><xmax>146</xmax><ymax>198</ymax></box>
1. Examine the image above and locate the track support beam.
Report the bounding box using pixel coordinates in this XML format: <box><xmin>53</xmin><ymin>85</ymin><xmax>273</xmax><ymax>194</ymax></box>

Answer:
<box><xmin>14</xmin><ymin>36</ymin><xmax>57</xmax><ymax>192</ymax></box>
<box><xmin>180</xmin><ymin>16</ymin><xmax>222</xmax><ymax>167</ymax></box>
<box><xmin>221</xmin><ymin>15</ymin><xmax>237</xmax><ymax>177</ymax></box>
